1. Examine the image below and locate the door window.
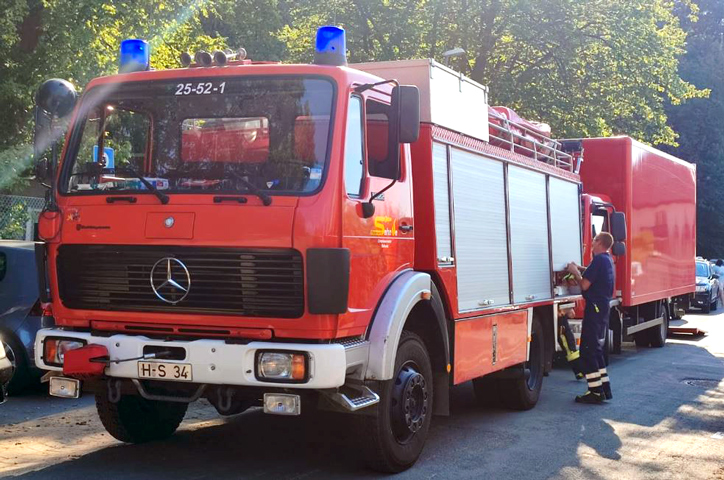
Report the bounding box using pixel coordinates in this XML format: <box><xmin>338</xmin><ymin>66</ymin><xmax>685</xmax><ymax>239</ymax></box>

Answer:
<box><xmin>344</xmin><ymin>96</ymin><xmax>365</xmax><ymax>197</ymax></box>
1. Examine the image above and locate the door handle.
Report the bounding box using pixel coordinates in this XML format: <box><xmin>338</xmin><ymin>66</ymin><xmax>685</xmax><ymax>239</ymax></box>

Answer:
<box><xmin>399</xmin><ymin>224</ymin><xmax>413</xmax><ymax>233</ymax></box>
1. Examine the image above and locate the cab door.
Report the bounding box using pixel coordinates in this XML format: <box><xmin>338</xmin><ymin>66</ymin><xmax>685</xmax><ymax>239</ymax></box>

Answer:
<box><xmin>338</xmin><ymin>93</ymin><xmax>414</xmax><ymax>335</ymax></box>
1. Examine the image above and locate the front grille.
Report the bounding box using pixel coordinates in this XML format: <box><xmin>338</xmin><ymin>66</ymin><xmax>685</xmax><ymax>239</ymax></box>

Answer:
<box><xmin>57</xmin><ymin>245</ymin><xmax>304</xmax><ymax>317</ymax></box>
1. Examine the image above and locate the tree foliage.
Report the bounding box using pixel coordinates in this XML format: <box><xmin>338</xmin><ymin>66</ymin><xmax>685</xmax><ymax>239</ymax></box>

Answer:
<box><xmin>661</xmin><ymin>0</ymin><xmax>724</xmax><ymax>257</ymax></box>
<box><xmin>0</xmin><ymin>0</ymin><xmax>709</xmax><ymax>200</ymax></box>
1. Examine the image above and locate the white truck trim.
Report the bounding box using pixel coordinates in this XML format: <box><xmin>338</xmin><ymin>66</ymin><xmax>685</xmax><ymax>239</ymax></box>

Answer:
<box><xmin>365</xmin><ymin>271</ymin><xmax>432</xmax><ymax>381</ymax></box>
<box><xmin>35</xmin><ymin>329</ymin><xmax>351</xmax><ymax>389</ymax></box>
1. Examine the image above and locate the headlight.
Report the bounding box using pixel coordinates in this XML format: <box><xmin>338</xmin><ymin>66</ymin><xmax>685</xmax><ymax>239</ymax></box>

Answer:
<box><xmin>696</xmin><ymin>285</ymin><xmax>709</xmax><ymax>293</ymax></box>
<box><xmin>256</xmin><ymin>351</ymin><xmax>307</xmax><ymax>382</ymax></box>
<box><xmin>43</xmin><ymin>338</ymin><xmax>86</xmax><ymax>366</ymax></box>
<box><xmin>0</xmin><ymin>342</ymin><xmax>6</xmax><ymax>360</ymax></box>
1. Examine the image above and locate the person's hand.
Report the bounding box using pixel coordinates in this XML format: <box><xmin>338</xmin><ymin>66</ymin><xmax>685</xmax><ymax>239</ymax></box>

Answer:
<box><xmin>567</xmin><ymin>262</ymin><xmax>579</xmax><ymax>275</ymax></box>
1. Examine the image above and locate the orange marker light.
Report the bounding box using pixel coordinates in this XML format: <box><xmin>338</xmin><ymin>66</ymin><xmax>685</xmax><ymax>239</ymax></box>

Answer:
<box><xmin>291</xmin><ymin>354</ymin><xmax>306</xmax><ymax>380</ymax></box>
<box><xmin>45</xmin><ymin>340</ymin><xmax>58</xmax><ymax>364</ymax></box>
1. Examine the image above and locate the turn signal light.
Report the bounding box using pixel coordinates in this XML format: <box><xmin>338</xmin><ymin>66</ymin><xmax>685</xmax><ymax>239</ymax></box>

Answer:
<box><xmin>44</xmin><ymin>338</ymin><xmax>86</xmax><ymax>366</ymax></box>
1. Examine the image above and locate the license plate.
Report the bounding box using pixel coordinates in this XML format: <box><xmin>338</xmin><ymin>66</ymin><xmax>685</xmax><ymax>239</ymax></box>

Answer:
<box><xmin>137</xmin><ymin>361</ymin><xmax>193</xmax><ymax>382</ymax></box>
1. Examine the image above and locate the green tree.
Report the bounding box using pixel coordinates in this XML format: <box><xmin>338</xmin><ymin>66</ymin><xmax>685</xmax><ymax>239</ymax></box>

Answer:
<box><xmin>0</xmin><ymin>0</ymin><xmax>226</xmax><ymax>193</ymax></box>
<box><xmin>278</xmin><ymin>0</ymin><xmax>706</xmax><ymax>145</ymax></box>
<box><xmin>662</xmin><ymin>0</ymin><xmax>724</xmax><ymax>257</ymax></box>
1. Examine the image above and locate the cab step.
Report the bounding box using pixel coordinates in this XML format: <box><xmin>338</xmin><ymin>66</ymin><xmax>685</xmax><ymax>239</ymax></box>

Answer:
<box><xmin>329</xmin><ymin>386</ymin><xmax>380</xmax><ymax>411</ymax></box>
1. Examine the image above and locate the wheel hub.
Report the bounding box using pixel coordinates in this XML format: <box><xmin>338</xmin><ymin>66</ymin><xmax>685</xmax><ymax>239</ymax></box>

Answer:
<box><xmin>391</xmin><ymin>364</ymin><xmax>428</xmax><ymax>442</ymax></box>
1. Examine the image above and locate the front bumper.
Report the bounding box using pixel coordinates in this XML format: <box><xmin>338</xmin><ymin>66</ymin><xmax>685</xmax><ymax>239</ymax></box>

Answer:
<box><xmin>35</xmin><ymin>329</ymin><xmax>367</xmax><ymax>390</ymax></box>
<box><xmin>692</xmin><ymin>293</ymin><xmax>711</xmax><ymax>307</ymax></box>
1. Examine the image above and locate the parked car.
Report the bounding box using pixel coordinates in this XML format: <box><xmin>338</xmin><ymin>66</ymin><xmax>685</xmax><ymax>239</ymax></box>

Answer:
<box><xmin>692</xmin><ymin>260</ymin><xmax>720</xmax><ymax>314</ymax></box>
<box><xmin>0</xmin><ymin>341</ymin><xmax>11</xmax><ymax>403</ymax></box>
<box><xmin>0</xmin><ymin>241</ymin><xmax>52</xmax><ymax>393</ymax></box>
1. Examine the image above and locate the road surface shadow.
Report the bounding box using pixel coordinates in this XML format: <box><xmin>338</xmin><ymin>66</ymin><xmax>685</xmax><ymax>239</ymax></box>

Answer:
<box><xmin>12</xmin><ymin>338</ymin><xmax>724</xmax><ymax>479</ymax></box>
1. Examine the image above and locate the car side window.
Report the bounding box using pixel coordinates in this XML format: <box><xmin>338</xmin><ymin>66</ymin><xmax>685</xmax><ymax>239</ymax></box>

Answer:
<box><xmin>344</xmin><ymin>96</ymin><xmax>365</xmax><ymax>197</ymax></box>
<box><xmin>0</xmin><ymin>252</ymin><xmax>6</xmax><ymax>282</ymax></box>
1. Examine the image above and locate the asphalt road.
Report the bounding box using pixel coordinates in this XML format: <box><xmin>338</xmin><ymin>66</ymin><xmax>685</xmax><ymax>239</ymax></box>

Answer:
<box><xmin>1</xmin><ymin>311</ymin><xmax>723</xmax><ymax>479</ymax></box>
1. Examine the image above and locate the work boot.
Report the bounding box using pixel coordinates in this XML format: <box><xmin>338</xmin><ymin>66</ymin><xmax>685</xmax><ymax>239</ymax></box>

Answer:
<box><xmin>599</xmin><ymin>368</ymin><xmax>612</xmax><ymax>400</ymax></box>
<box><xmin>602</xmin><ymin>382</ymin><xmax>613</xmax><ymax>400</ymax></box>
<box><xmin>575</xmin><ymin>391</ymin><xmax>604</xmax><ymax>404</ymax></box>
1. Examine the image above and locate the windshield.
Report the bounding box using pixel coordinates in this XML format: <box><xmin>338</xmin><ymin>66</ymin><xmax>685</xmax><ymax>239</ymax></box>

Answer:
<box><xmin>696</xmin><ymin>262</ymin><xmax>709</xmax><ymax>277</ymax></box>
<box><xmin>61</xmin><ymin>76</ymin><xmax>335</xmax><ymax>196</ymax></box>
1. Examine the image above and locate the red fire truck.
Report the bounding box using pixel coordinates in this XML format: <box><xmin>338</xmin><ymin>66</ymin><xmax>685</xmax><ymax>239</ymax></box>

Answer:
<box><xmin>31</xmin><ymin>27</ymin><xmax>695</xmax><ymax>472</ymax></box>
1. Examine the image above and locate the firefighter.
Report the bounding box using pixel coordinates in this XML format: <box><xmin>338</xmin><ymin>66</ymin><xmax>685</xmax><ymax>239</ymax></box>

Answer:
<box><xmin>567</xmin><ymin>232</ymin><xmax>615</xmax><ymax>404</ymax></box>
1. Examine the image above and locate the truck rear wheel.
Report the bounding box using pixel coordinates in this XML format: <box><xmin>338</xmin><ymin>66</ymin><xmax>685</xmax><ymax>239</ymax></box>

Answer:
<box><xmin>96</xmin><ymin>393</ymin><xmax>188</xmax><ymax>443</ymax></box>
<box><xmin>648</xmin><ymin>306</ymin><xmax>669</xmax><ymax>348</ymax></box>
<box><xmin>358</xmin><ymin>331</ymin><xmax>433</xmax><ymax>473</ymax></box>
<box><xmin>497</xmin><ymin>315</ymin><xmax>544</xmax><ymax>410</ymax></box>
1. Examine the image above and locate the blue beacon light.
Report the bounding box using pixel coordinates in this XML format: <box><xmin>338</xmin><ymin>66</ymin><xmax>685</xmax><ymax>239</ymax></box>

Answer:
<box><xmin>120</xmin><ymin>39</ymin><xmax>150</xmax><ymax>73</ymax></box>
<box><xmin>313</xmin><ymin>26</ymin><xmax>347</xmax><ymax>66</ymax></box>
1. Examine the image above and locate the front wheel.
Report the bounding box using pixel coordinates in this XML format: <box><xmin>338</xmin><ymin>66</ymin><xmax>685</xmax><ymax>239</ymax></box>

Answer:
<box><xmin>358</xmin><ymin>331</ymin><xmax>433</xmax><ymax>473</ymax></box>
<box><xmin>96</xmin><ymin>393</ymin><xmax>188</xmax><ymax>443</ymax></box>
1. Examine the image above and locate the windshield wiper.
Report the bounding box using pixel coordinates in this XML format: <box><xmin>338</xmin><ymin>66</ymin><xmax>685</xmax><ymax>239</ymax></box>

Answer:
<box><xmin>115</xmin><ymin>167</ymin><xmax>169</xmax><ymax>205</ymax></box>
<box><xmin>228</xmin><ymin>172</ymin><xmax>272</xmax><ymax>206</ymax></box>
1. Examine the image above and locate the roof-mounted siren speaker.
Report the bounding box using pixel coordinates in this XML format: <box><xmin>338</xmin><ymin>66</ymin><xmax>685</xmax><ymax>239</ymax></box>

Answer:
<box><xmin>313</xmin><ymin>26</ymin><xmax>347</xmax><ymax>66</ymax></box>
<box><xmin>195</xmin><ymin>51</ymin><xmax>213</xmax><ymax>67</ymax></box>
<box><xmin>213</xmin><ymin>48</ymin><xmax>247</xmax><ymax>66</ymax></box>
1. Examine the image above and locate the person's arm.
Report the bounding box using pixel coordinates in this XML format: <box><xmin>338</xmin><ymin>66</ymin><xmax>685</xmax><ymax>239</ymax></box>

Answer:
<box><xmin>567</xmin><ymin>260</ymin><xmax>596</xmax><ymax>291</ymax></box>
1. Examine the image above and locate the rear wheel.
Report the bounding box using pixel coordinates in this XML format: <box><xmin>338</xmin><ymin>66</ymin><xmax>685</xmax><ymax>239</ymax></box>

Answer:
<box><xmin>358</xmin><ymin>331</ymin><xmax>433</xmax><ymax>473</ymax></box>
<box><xmin>498</xmin><ymin>316</ymin><xmax>544</xmax><ymax>410</ymax></box>
<box><xmin>648</xmin><ymin>305</ymin><xmax>669</xmax><ymax>348</ymax></box>
<box><xmin>96</xmin><ymin>393</ymin><xmax>188</xmax><ymax>443</ymax></box>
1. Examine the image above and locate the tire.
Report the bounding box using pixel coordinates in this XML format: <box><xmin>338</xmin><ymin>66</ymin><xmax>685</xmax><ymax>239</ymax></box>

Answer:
<box><xmin>711</xmin><ymin>296</ymin><xmax>718</xmax><ymax>312</ymax></box>
<box><xmin>703</xmin><ymin>299</ymin><xmax>711</xmax><ymax>314</ymax></box>
<box><xmin>490</xmin><ymin>316</ymin><xmax>545</xmax><ymax>411</ymax></box>
<box><xmin>603</xmin><ymin>328</ymin><xmax>611</xmax><ymax>367</ymax></box>
<box><xmin>611</xmin><ymin>312</ymin><xmax>623</xmax><ymax>355</ymax></box>
<box><xmin>358</xmin><ymin>331</ymin><xmax>433</xmax><ymax>473</ymax></box>
<box><xmin>2</xmin><ymin>335</ymin><xmax>32</xmax><ymax>395</ymax></box>
<box><xmin>648</xmin><ymin>305</ymin><xmax>669</xmax><ymax>348</ymax></box>
<box><xmin>95</xmin><ymin>393</ymin><xmax>188</xmax><ymax>443</ymax></box>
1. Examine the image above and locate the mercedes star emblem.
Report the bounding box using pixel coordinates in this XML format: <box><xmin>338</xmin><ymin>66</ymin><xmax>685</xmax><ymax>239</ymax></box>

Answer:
<box><xmin>150</xmin><ymin>257</ymin><xmax>191</xmax><ymax>304</ymax></box>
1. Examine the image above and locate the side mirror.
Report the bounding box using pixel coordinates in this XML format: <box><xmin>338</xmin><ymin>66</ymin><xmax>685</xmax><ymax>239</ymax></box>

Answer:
<box><xmin>385</xmin><ymin>85</ymin><xmax>421</xmax><ymax>181</ymax></box>
<box><xmin>612</xmin><ymin>241</ymin><xmax>626</xmax><ymax>257</ymax></box>
<box><xmin>611</xmin><ymin>212</ymin><xmax>627</xmax><ymax>242</ymax></box>
<box><xmin>33</xmin><ymin>79</ymin><xmax>77</xmax><ymax>188</ymax></box>
<box><xmin>395</xmin><ymin>85</ymin><xmax>420</xmax><ymax>144</ymax></box>
<box><xmin>36</xmin><ymin>79</ymin><xmax>78</xmax><ymax>118</ymax></box>
<box><xmin>35</xmin><ymin>159</ymin><xmax>50</xmax><ymax>184</ymax></box>
<box><xmin>713</xmin><ymin>274</ymin><xmax>720</xmax><ymax>280</ymax></box>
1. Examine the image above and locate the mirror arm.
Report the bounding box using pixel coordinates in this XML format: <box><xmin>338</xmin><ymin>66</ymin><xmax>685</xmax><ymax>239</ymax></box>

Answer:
<box><xmin>361</xmin><ymin>178</ymin><xmax>397</xmax><ymax>219</ymax></box>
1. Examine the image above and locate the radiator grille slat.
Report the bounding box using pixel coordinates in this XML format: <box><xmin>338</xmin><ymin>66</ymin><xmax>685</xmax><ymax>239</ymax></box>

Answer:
<box><xmin>57</xmin><ymin>245</ymin><xmax>304</xmax><ymax>318</ymax></box>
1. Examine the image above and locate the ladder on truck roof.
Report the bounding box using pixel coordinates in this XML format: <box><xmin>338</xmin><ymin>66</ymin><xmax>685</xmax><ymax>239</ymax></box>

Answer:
<box><xmin>487</xmin><ymin>115</ymin><xmax>583</xmax><ymax>174</ymax></box>
<box><xmin>353</xmin><ymin>58</ymin><xmax>583</xmax><ymax>175</ymax></box>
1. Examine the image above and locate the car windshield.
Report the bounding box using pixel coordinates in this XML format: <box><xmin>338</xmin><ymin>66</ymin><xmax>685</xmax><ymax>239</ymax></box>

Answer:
<box><xmin>696</xmin><ymin>262</ymin><xmax>709</xmax><ymax>277</ymax></box>
<box><xmin>61</xmin><ymin>76</ymin><xmax>335</xmax><ymax>195</ymax></box>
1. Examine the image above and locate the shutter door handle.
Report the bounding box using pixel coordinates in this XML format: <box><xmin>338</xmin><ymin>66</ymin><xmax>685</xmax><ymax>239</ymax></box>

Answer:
<box><xmin>399</xmin><ymin>224</ymin><xmax>413</xmax><ymax>233</ymax></box>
